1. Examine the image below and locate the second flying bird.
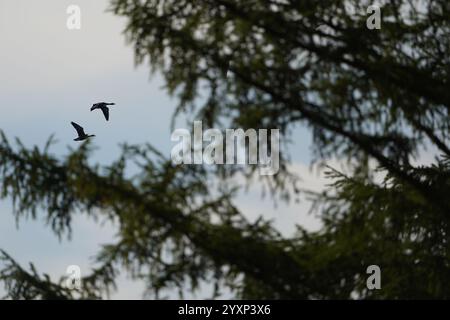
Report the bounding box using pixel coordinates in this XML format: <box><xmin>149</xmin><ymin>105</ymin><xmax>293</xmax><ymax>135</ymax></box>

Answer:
<box><xmin>91</xmin><ymin>102</ymin><xmax>115</xmax><ymax>121</ymax></box>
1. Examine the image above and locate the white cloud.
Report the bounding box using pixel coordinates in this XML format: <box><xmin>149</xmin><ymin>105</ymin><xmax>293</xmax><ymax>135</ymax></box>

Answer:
<box><xmin>0</xmin><ymin>0</ymin><xmax>133</xmax><ymax>93</ymax></box>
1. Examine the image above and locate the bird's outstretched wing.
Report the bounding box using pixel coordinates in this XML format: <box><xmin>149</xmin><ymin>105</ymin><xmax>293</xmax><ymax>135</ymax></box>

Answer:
<box><xmin>71</xmin><ymin>122</ymin><xmax>85</xmax><ymax>136</ymax></box>
<box><xmin>101</xmin><ymin>107</ymin><xmax>109</xmax><ymax>121</ymax></box>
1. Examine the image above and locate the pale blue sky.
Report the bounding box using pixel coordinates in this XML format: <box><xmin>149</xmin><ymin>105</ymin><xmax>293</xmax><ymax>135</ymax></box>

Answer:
<box><xmin>0</xmin><ymin>0</ymin><xmax>322</xmax><ymax>299</ymax></box>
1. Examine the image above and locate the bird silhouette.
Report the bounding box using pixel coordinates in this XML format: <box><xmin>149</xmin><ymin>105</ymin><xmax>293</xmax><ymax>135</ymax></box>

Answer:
<box><xmin>91</xmin><ymin>102</ymin><xmax>115</xmax><ymax>121</ymax></box>
<box><xmin>71</xmin><ymin>122</ymin><xmax>95</xmax><ymax>141</ymax></box>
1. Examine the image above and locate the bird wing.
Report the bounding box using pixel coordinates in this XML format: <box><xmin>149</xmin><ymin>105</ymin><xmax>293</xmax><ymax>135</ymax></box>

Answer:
<box><xmin>90</xmin><ymin>105</ymin><xmax>98</xmax><ymax>111</ymax></box>
<box><xmin>101</xmin><ymin>106</ymin><xmax>109</xmax><ymax>121</ymax></box>
<box><xmin>71</xmin><ymin>122</ymin><xmax>85</xmax><ymax>136</ymax></box>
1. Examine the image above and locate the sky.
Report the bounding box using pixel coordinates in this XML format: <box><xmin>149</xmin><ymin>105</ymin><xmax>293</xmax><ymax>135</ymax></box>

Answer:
<box><xmin>0</xmin><ymin>0</ymin><xmax>331</xmax><ymax>299</ymax></box>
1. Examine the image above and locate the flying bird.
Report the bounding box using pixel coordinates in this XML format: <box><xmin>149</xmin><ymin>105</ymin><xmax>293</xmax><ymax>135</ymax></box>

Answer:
<box><xmin>71</xmin><ymin>122</ymin><xmax>95</xmax><ymax>141</ymax></box>
<box><xmin>91</xmin><ymin>102</ymin><xmax>115</xmax><ymax>121</ymax></box>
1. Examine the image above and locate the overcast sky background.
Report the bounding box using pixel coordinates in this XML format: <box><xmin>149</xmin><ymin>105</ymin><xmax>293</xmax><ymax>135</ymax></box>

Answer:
<box><xmin>0</xmin><ymin>0</ymin><xmax>397</xmax><ymax>299</ymax></box>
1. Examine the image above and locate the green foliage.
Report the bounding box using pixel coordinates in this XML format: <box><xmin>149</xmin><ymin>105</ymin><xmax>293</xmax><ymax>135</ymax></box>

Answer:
<box><xmin>0</xmin><ymin>250</ymin><xmax>71</xmax><ymax>300</ymax></box>
<box><xmin>1</xmin><ymin>0</ymin><xmax>450</xmax><ymax>299</ymax></box>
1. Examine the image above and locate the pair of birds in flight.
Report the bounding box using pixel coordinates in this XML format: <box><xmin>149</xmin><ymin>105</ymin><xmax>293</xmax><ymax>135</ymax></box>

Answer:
<box><xmin>71</xmin><ymin>102</ymin><xmax>115</xmax><ymax>141</ymax></box>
